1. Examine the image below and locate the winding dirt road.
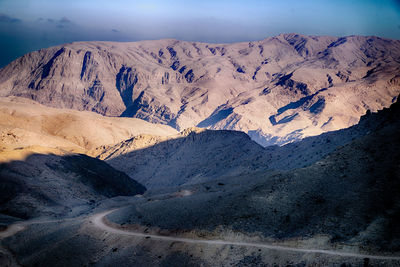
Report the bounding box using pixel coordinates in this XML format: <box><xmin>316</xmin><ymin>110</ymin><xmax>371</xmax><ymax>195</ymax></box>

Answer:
<box><xmin>2</xmin><ymin>209</ymin><xmax>400</xmax><ymax>262</ymax></box>
<box><xmin>92</xmin><ymin>209</ymin><xmax>400</xmax><ymax>261</ymax></box>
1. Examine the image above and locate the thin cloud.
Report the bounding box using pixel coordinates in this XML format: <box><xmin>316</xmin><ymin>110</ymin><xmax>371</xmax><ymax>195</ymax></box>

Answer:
<box><xmin>42</xmin><ymin>17</ymin><xmax>73</xmax><ymax>28</ymax></box>
<box><xmin>57</xmin><ymin>17</ymin><xmax>73</xmax><ymax>28</ymax></box>
<box><xmin>0</xmin><ymin>13</ymin><xmax>21</xmax><ymax>23</ymax></box>
<box><xmin>59</xmin><ymin>17</ymin><xmax>72</xmax><ymax>24</ymax></box>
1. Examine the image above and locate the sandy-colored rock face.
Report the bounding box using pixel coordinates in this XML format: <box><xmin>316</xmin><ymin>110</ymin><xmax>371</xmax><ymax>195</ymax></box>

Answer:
<box><xmin>0</xmin><ymin>97</ymin><xmax>177</xmax><ymax>159</ymax></box>
<box><xmin>1</xmin><ymin>34</ymin><xmax>399</xmax><ymax>145</ymax></box>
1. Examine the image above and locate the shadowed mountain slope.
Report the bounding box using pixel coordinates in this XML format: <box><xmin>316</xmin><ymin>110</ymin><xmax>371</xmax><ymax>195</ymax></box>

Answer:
<box><xmin>0</xmin><ymin>152</ymin><xmax>146</xmax><ymax>219</ymax></box>
<box><xmin>1</xmin><ymin>34</ymin><xmax>399</xmax><ymax>145</ymax></box>
<box><xmin>97</xmin><ymin>128</ymin><xmax>268</xmax><ymax>189</ymax></box>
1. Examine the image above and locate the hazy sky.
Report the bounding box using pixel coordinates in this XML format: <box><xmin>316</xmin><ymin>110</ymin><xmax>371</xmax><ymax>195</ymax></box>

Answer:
<box><xmin>0</xmin><ymin>0</ymin><xmax>400</xmax><ymax>67</ymax></box>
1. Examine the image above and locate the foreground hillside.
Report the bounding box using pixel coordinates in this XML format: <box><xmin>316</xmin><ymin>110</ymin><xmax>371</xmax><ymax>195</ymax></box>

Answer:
<box><xmin>1</xmin><ymin>34</ymin><xmax>399</xmax><ymax>145</ymax></box>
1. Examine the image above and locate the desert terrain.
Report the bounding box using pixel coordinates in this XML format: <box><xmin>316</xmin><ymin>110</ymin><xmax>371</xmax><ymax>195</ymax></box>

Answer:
<box><xmin>0</xmin><ymin>35</ymin><xmax>399</xmax><ymax>266</ymax></box>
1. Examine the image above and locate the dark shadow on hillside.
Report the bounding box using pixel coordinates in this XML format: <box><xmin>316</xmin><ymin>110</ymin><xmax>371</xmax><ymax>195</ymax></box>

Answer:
<box><xmin>0</xmin><ymin>153</ymin><xmax>145</xmax><ymax>220</ymax></box>
<box><xmin>102</xmin><ymin>129</ymin><xmax>270</xmax><ymax>189</ymax></box>
<box><xmin>269</xmin><ymin>88</ymin><xmax>327</xmax><ymax>126</ymax></box>
<box><xmin>197</xmin><ymin>108</ymin><xmax>234</xmax><ymax>128</ymax></box>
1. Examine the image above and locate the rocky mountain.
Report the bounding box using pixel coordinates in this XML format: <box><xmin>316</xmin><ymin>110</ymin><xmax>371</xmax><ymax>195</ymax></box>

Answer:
<box><xmin>1</xmin><ymin>34</ymin><xmax>399</xmax><ymax>145</ymax></box>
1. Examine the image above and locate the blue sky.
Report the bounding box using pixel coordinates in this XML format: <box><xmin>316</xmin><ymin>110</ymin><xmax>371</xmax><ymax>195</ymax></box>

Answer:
<box><xmin>0</xmin><ymin>0</ymin><xmax>400</xmax><ymax>67</ymax></box>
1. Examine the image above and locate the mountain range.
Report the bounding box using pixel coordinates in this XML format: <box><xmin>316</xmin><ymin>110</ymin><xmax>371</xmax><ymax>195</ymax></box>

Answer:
<box><xmin>1</xmin><ymin>34</ymin><xmax>399</xmax><ymax>145</ymax></box>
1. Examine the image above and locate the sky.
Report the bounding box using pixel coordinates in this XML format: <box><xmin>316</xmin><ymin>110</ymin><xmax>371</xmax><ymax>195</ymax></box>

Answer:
<box><xmin>0</xmin><ymin>0</ymin><xmax>400</xmax><ymax>67</ymax></box>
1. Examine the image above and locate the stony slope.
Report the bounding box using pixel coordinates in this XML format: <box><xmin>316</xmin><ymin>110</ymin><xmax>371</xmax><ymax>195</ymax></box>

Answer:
<box><xmin>1</xmin><ymin>34</ymin><xmax>399</xmax><ymax>145</ymax></box>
